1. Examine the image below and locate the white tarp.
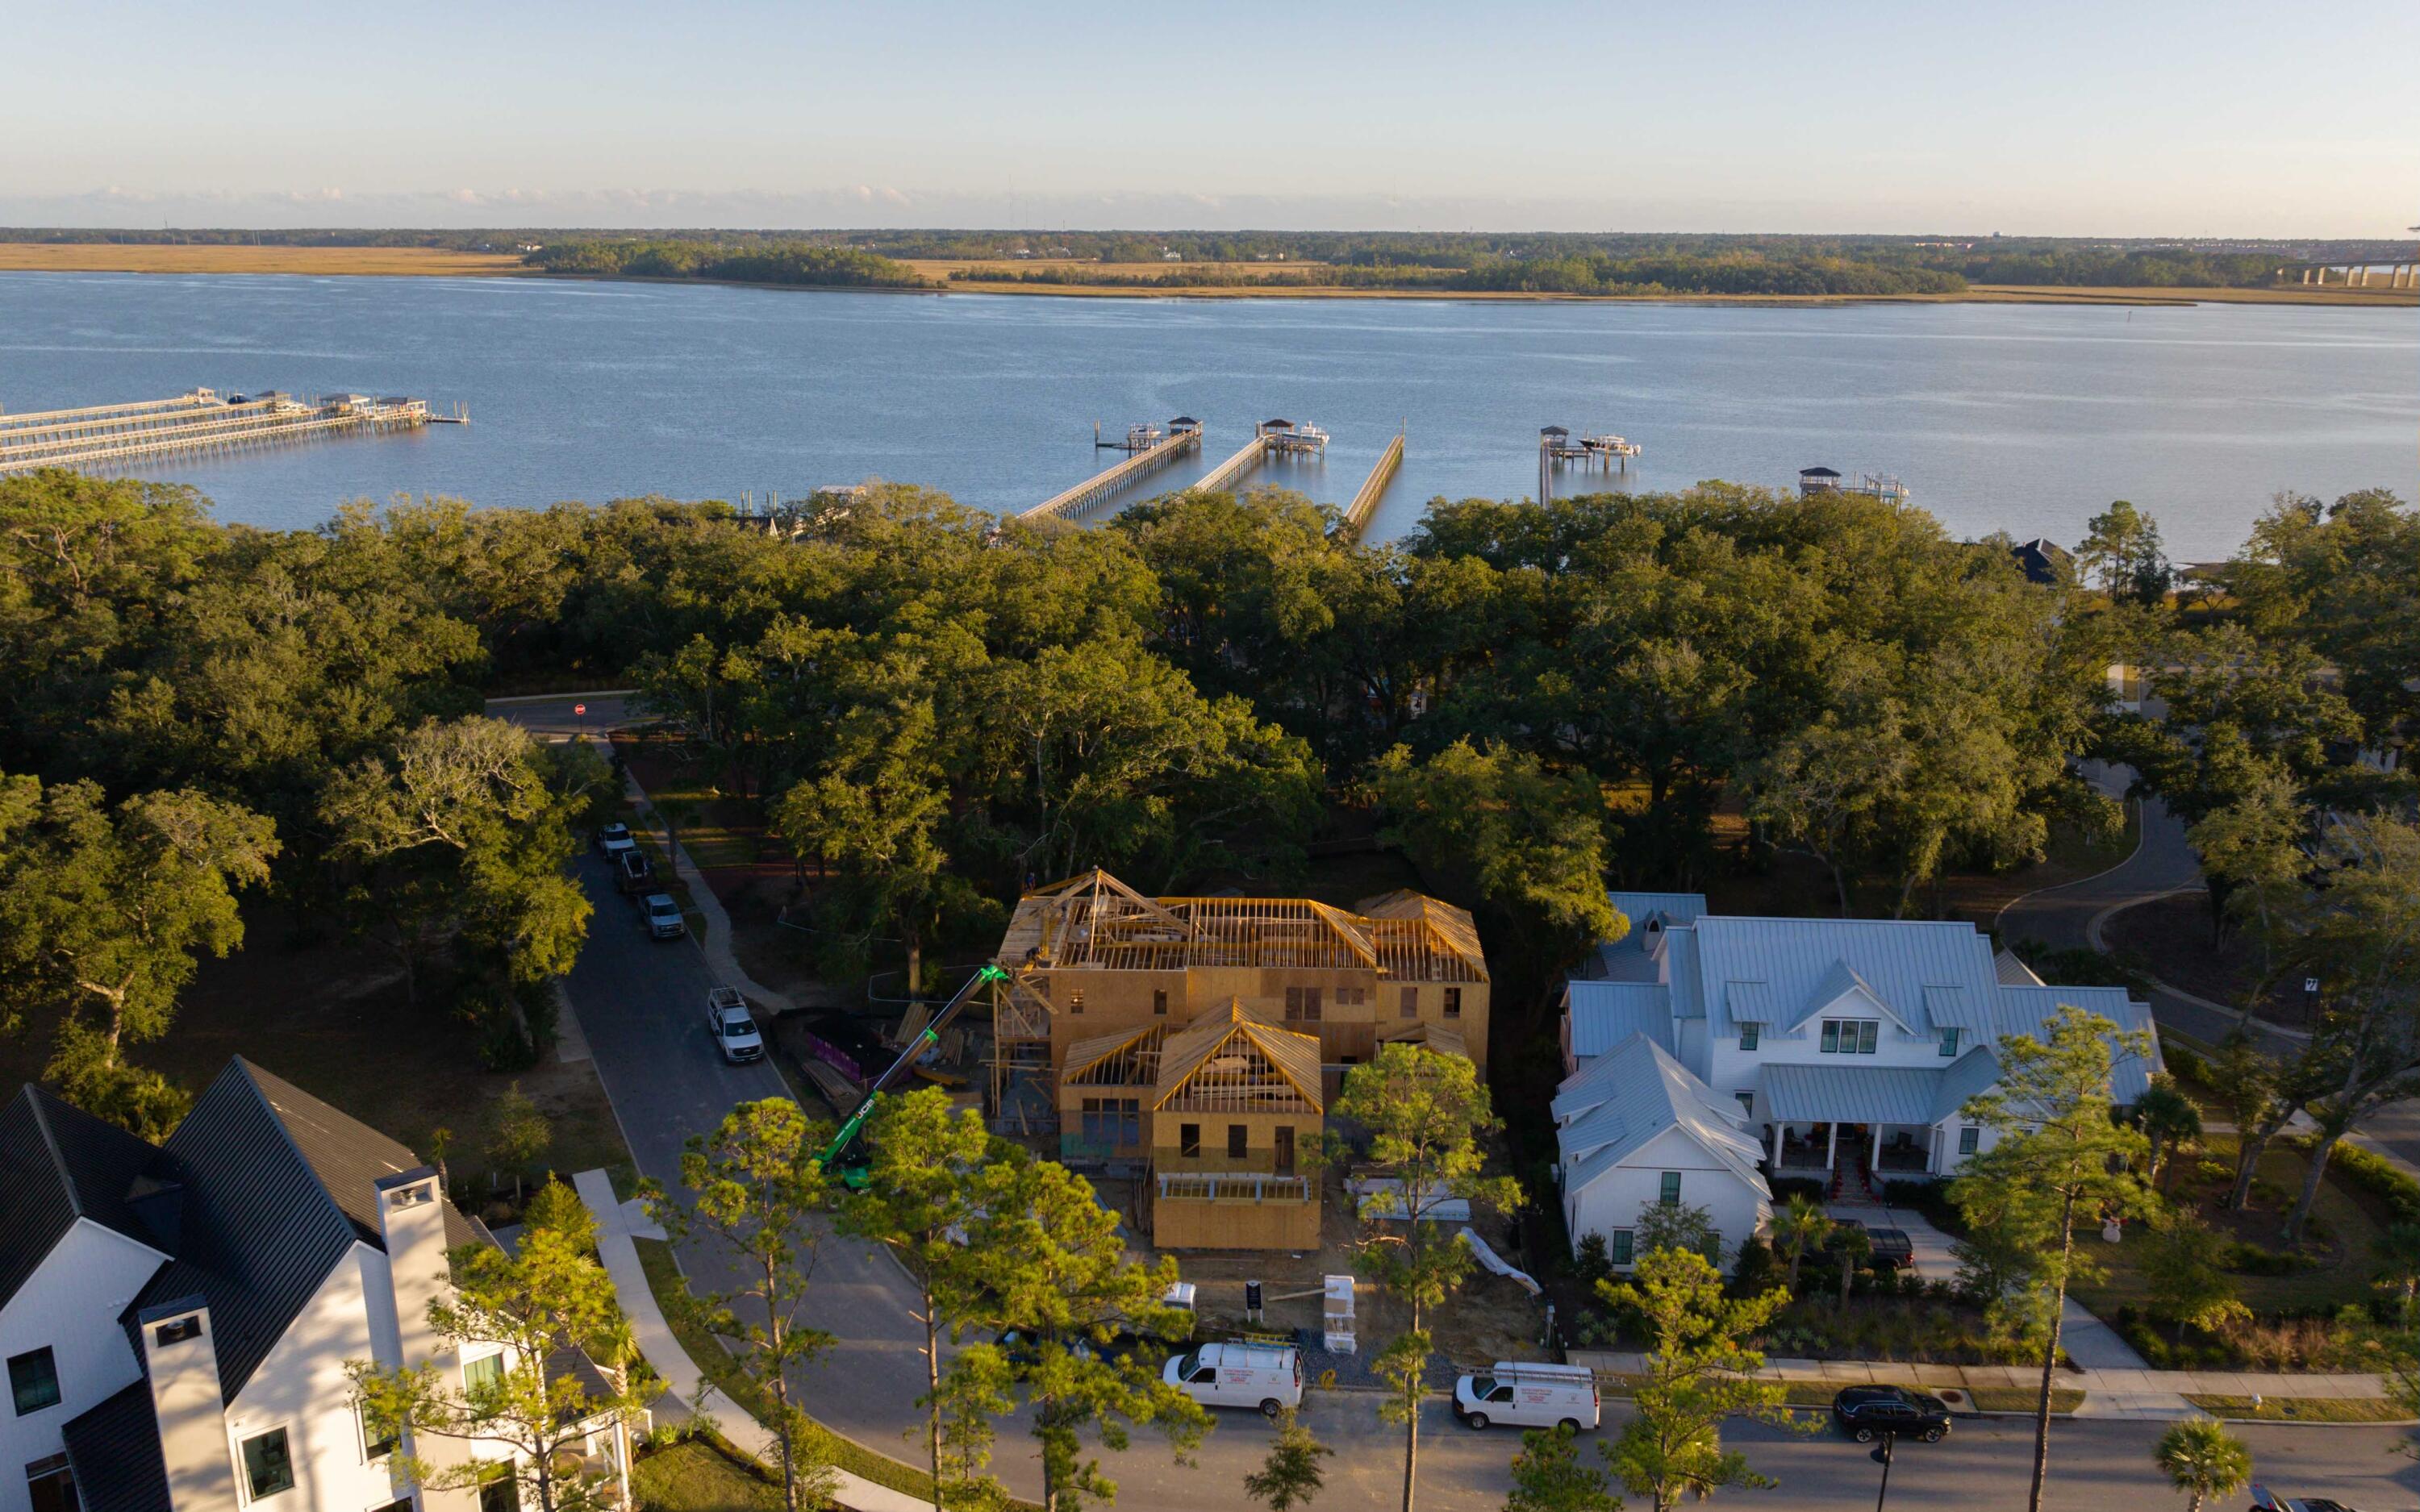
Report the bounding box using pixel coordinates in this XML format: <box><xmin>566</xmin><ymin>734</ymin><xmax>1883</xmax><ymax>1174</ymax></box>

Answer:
<box><xmin>1458</xmin><ymin>1227</ymin><xmax>1541</xmax><ymax>1295</ymax></box>
<box><xmin>1350</xmin><ymin>1177</ymin><xmax>1471</xmax><ymax>1223</ymax></box>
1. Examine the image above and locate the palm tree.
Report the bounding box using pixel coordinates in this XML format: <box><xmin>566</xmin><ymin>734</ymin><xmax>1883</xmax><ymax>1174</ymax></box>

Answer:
<box><xmin>1771</xmin><ymin>1193</ymin><xmax>1834</xmax><ymax>1295</ymax></box>
<box><xmin>2154</xmin><ymin>1418</ymin><xmax>2251</xmax><ymax>1512</ymax></box>
<box><xmin>2135</xmin><ymin>1081</ymin><xmax>2204</xmax><ymax>1188</ymax></box>
<box><xmin>2375</xmin><ymin>1222</ymin><xmax>2420</xmax><ymax>1324</ymax></box>
<box><xmin>1833</xmin><ymin>1224</ymin><xmax>1871</xmax><ymax>1308</ymax></box>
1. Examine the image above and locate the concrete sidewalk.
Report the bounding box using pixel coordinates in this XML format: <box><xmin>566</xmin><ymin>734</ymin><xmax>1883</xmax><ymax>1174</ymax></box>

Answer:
<box><xmin>1567</xmin><ymin>1347</ymin><xmax>2399</xmax><ymax>1422</ymax></box>
<box><xmin>573</xmin><ymin>1169</ymin><xmax>937</xmax><ymax>1512</ymax></box>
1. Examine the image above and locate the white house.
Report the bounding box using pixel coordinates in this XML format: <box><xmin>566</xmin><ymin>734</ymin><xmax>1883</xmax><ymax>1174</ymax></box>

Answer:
<box><xmin>1554</xmin><ymin>893</ymin><xmax>2160</xmax><ymax>1268</ymax></box>
<box><xmin>1</xmin><ymin>1060</ymin><xmax>622</xmax><ymax>1512</ymax></box>
<box><xmin>1552</xmin><ymin>1034</ymin><xmax>1771</xmax><ymax>1270</ymax></box>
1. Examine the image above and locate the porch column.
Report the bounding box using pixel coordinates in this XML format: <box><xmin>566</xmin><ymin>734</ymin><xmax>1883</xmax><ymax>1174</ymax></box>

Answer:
<box><xmin>1771</xmin><ymin>1122</ymin><xmax>1784</xmax><ymax>1168</ymax></box>
<box><xmin>1871</xmin><ymin>1127</ymin><xmax>1883</xmax><ymax>1173</ymax></box>
<box><xmin>1825</xmin><ymin>1121</ymin><xmax>1839</xmax><ymax>1170</ymax></box>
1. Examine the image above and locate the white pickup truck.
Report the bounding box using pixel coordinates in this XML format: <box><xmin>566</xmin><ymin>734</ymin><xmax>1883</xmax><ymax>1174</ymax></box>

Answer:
<box><xmin>706</xmin><ymin>985</ymin><xmax>764</xmax><ymax>1064</ymax></box>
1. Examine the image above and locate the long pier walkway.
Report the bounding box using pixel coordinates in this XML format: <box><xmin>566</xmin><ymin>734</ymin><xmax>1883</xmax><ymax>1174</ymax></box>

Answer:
<box><xmin>0</xmin><ymin>388</ymin><xmax>432</xmax><ymax>475</ymax></box>
<box><xmin>1341</xmin><ymin>430</ymin><xmax>1404</xmax><ymax>537</ymax></box>
<box><xmin>1022</xmin><ymin>426</ymin><xmax>1200</xmax><ymax>522</ymax></box>
<box><xmin>1189</xmin><ymin>435</ymin><xmax>1269</xmax><ymax>496</ymax></box>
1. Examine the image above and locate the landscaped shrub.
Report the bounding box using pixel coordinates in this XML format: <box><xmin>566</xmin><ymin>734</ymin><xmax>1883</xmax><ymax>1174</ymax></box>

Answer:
<box><xmin>1769</xmin><ymin>1176</ymin><xmax>1828</xmax><ymax>1205</ymax></box>
<box><xmin>1884</xmin><ymin>1177</ymin><xmax>1966</xmax><ymax>1235</ymax></box>
<box><xmin>2225</xmin><ymin>1240</ymin><xmax>2308</xmax><ymax>1277</ymax></box>
<box><xmin>1729</xmin><ymin>1237</ymin><xmax>1781</xmax><ymax>1298</ymax></box>
<box><xmin>1575</xmin><ymin>1231</ymin><xmax>1613</xmax><ymax>1285</ymax></box>
<box><xmin>2163</xmin><ymin>1041</ymin><xmax>2209</xmax><ymax>1084</ymax></box>
<box><xmin>2316</xmin><ymin>1140</ymin><xmax>2420</xmax><ymax>1222</ymax></box>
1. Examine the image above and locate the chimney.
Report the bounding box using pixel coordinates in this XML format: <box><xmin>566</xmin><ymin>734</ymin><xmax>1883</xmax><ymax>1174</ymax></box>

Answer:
<box><xmin>137</xmin><ymin>1297</ymin><xmax>238</xmax><ymax>1512</ymax></box>
<box><xmin>375</xmin><ymin>1168</ymin><xmax>478</xmax><ymax>1512</ymax></box>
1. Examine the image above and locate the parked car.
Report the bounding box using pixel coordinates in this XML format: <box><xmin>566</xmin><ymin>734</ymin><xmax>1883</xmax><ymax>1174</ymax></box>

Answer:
<box><xmin>642</xmin><ymin>893</ymin><xmax>686</xmax><ymax>939</ymax></box>
<box><xmin>1163</xmin><ymin>1341</ymin><xmax>1302</xmax><ymax>1418</ymax></box>
<box><xmin>616</xmin><ymin>850</ymin><xmax>656</xmax><ymax>895</ymax></box>
<box><xmin>1452</xmin><ymin>1361</ymin><xmax>1600</xmax><ymax>1432</ymax></box>
<box><xmin>1830</xmin><ymin>1385</ymin><xmax>1951</xmax><ymax>1443</ymax></box>
<box><xmin>1825</xmin><ymin>1218</ymin><xmax>1914</xmax><ymax>1272</ymax></box>
<box><xmin>594</xmin><ymin>821</ymin><xmax>633</xmax><ymax>855</ymax></box>
<box><xmin>1864</xmin><ymin>1227</ymin><xmax>1914</xmax><ymax>1271</ymax></box>
<box><xmin>2250</xmin><ymin>1492</ymin><xmax>2365</xmax><ymax>1512</ymax></box>
<box><xmin>706</xmin><ymin>986</ymin><xmax>763</xmax><ymax>1064</ymax></box>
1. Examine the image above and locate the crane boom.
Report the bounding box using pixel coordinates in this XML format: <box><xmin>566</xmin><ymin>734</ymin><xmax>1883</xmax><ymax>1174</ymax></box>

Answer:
<box><xmin>820</xmin><ymin>963</ymin><xmax>1008</xmax><ymax>1173</ymax></box>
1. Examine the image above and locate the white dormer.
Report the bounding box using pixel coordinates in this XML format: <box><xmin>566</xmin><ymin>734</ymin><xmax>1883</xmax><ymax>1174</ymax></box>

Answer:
<box><xmin>1787</xmin><ymin>960</ymin><xmax>1918</xmax><ymax>1040</ymax></box>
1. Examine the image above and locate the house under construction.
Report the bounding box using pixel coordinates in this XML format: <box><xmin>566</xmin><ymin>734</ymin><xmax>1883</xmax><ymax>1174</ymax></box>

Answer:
<box><xmin>988</xmin><ymin>868</ymin><xmax>1492</xmax><ymax>1249</ymax></box>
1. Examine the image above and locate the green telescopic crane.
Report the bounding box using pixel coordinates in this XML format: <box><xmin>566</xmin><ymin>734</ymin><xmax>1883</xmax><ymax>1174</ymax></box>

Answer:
<box><xmin>820</xmin><ymin>962</ymin><xmax>1009</xmax><ymax>1186</ymax></box>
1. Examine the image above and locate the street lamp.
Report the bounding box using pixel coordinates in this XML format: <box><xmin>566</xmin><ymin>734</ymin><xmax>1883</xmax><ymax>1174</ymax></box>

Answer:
<box><xmin>1869</xmin><ymin>1430</ymin><xmax>1897</xmax><ymax>1512</ymax></box>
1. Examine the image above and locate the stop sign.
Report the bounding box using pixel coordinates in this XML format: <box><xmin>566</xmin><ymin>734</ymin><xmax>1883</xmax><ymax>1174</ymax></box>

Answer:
<box><xmin>574</xmin><ymin>703</ymin><xmax>587</xmax><ymax>716</ymax></box>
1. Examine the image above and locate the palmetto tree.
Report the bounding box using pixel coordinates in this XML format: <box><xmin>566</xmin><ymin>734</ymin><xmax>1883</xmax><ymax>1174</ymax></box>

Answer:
<box><xmin>1770</xmin><ymin>1193</ymin><xmax>1834</xmax><ymax>1295</ymax></box>
<box><xmin>2153</xmin><ymin>1418</ymin><xmax>2251</xmax><ymax>1512</ymax></box>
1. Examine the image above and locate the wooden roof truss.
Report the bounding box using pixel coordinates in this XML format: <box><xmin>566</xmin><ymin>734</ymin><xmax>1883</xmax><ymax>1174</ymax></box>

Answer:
<box><xmin>1001</xmin><ymin>868</ymin><xmax>1485</xmax><ymax>981</ymax></box>
<box><xmin>1062</xmin><ymin>1024</ymin><xmax>1166</xmax><ymax>1088</ymax></box>
<box><xmin>1155</xmin><ymin>1006</ymin><xmax>1322</xmax><ymax>1114</ymax></box>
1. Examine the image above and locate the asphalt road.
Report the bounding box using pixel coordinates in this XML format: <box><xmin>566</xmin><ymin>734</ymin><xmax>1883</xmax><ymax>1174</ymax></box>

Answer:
<box><xmin>1998</xmin><ymin>788</ymin><xmax>2305</xmax><ymax>1057</ymax></box>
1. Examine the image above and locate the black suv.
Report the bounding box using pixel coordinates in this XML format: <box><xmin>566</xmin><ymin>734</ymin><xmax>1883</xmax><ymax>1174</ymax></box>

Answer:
<box><xmin>1830</xmin><ymin>1385</ymin><xmax>1951</xmax><ymax>1443</ymax></box>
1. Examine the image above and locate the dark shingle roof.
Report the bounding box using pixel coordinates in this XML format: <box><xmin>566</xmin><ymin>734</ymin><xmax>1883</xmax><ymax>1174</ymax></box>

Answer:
<box><xmin>0</xmin><ymin>1085</ymin><xmax>168</xmax><ymax>1306</ymax></box>
<box><xmin>129</xmin><ymin>1058</ymin><xmax>472</xmax><ymax>1402</ymax></box>
<box><xmin>61</xmin><ymin>1381</ymin><xmax>171</xmax><ymax>1512</ymax></box>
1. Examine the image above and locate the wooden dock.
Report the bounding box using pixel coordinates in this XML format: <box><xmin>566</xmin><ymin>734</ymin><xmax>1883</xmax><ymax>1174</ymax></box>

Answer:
<box><xmin>1024</xmin><ymin>423</ymin><xmax>1201</xmax><ymax>522</ymax></box>
<box><xmin>1191</xmin><ymin>435</ymin><xmax>1269</xmax><ymax>495</ymax></box>
<box><xmin>0</xmin><ymin>387</ymin><xmax>433</xmax><ymax>476</ymax></box>
<box><xmin>1342</xmin><ymin>429</ymin><xmax>1404</xmax><ymax>538</ymax></box>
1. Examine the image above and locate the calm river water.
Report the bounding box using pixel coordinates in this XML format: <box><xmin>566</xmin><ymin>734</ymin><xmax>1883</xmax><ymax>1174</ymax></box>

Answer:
<box><xmin>2</xmin><ymin>272</ymin><xmax>2413</xmax><ymax>559</ymax></box>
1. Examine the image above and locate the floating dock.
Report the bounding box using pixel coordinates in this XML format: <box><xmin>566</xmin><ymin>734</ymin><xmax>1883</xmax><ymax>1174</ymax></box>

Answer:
<box><xmin>0</xmin><ymin>388</ymin><xmax>439</xmax><ymax>476</ymax></box>
<box><xmin>1192</xmin><ymin>419</ymin><xmax>1329</xmax><ymax>498</ymax></box>
<box><xmin>1024</xmin><ymin>418</ymin><xmax>1203</xmax><ymax>522</ymax></box>
<box><xmin>1537</xmin><ymin>424</ymin><xmax>1640</xmax><ymax>502</ymax></box>
<box><xmin>1342</xmin><ymin>428</ymin><xmax>1404</xmax><ymax>539</ymax></box>
<box><xmin>1798</xmin><ymin>466</ymin><xmax>1909</xmax><ymax>502</ymax></box>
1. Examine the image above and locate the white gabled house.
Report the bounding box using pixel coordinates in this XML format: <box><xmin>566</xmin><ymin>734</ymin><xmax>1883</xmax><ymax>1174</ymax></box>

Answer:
<box><xmin>1552</xmin><ymin>1035</ymin><xmax>1771</xmax><ymax>1270</ymax></box>
<box><xmin>1554</xmin><ymin>893</ymin><xmax>2160</xmax><ymax>1269</ymax></box>
<box><xmin>0</xmin><ymin>1060</ymin><xmax>624</xmax><ymax>1512</ymax></box>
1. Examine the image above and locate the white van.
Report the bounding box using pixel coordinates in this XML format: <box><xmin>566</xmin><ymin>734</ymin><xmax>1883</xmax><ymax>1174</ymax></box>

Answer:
<box><xmin>1453</xmin><ymin>1361</ymin><xmax>1600</xmax><ymax>1432</ymax></box>
<box><xmin>1162</xmin><ymin>1341</ymin><xmax>1302</xmax><ymax>1418</ymax></box>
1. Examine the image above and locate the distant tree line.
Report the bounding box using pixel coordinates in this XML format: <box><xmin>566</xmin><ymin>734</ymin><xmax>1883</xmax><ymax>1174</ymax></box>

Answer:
<box><xmin>10</xmin><ymin>227</ymin><xmax>2410</xmax><ymax>286</ymax></box>
<box><xmin>525</xmin><ymin>238</ymin><xmax>930</xmax><ymax>288</ymax></box>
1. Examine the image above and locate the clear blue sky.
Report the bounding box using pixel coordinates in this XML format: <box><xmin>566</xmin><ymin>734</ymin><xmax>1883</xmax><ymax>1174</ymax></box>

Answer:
<box><xmin>7</xmin><ymin>0</ymin><xmax>2414</xmax><ymax>235</ymax></box>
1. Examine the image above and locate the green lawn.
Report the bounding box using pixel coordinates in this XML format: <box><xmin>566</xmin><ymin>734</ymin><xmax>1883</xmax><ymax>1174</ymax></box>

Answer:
<box><xmin>631</xmin><ymin>1239</ymin><xmax>1035</xmax><ymax>1510</ymax></box>
<box><xmin>634</xmin><ymin>1439</ymin><xmax>785</xmax><ymax>1512</ymax></box>
<box><xmin>2184</xmin><ymin>1394</ymin><xmax>2412</xmax><ymax>1423</ymax></box>
<box><xmin>1966</xmin><ymin>1388</ymin><xmax>2086</xmax><ymax>1414</ymax></box>
<box><xmin>2068</xmin><ymin>1134</ymin><xmax>2390</xmax><ymax>1319</ymax></box>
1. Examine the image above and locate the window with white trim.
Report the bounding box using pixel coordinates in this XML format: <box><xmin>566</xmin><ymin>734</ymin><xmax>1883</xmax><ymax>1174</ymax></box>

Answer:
<box><xmin>1659</xmin><ymin>1171</ymin><xmax>1682</xmax><ymax>1206</ymax></box>
<box><xmin>1608</xmin><ymin>1229</ymin><xmax>1634</xmax><ymax>1266</ymax></box>
<box><xmin>1959</xmin><ymin>1125</ymin><xmax>1980</xmax><ymax>1156</ymax></box>
<box><xmin>1738</xmin><ymin>1023</ymin><xmax>1760</xmax><ymax>1051</ymax></box>
<box><xmin>1939</xmin><ymin>1027</ymin><xmax>1961</xmax><ymax>1057</ymax></box>
<box><xmin>1819</xmin><ymin>1019</ymin><xmax>1879</xmax><ymax>1055</ymax></box>
<box><xmin>240</xmin><ymin>1427</ymin><xmax>295</xmax><ymax>1502</ymax></box>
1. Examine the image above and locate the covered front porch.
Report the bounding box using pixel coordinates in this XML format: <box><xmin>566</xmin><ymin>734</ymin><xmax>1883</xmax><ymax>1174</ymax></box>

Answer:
<box><xmin>1763</xmin><ymin>1120</ymin><xmax>1936</xmax><ymax>1175</ymax></box>
<box><xmin>1757</xmin><ymin>1061</ymin><xmax>1951</xmax><ymax>1181</ymax></box>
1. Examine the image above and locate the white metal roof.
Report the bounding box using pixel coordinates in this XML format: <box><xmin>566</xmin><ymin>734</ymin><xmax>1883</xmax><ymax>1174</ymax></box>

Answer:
<box><xmin>1566</xmin><ymin>982</ymin><xmax>1675</xmax><ymax>1057</ymax></box>
<box><xmin>1556</xmin><ymin>1034</ymin><xmax>1767</xmax><ymax>1198</ymax></box>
